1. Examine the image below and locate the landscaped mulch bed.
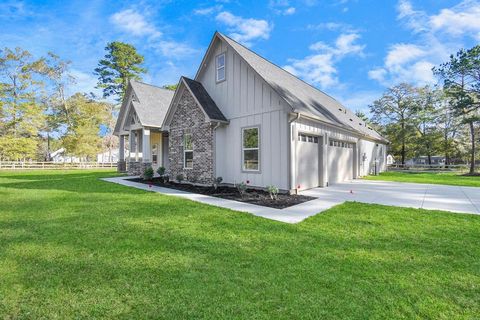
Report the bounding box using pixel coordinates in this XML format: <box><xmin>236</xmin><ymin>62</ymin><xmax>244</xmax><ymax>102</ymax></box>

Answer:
<box><xmin>128</xmin><ymin>178</ymin><xmax>315</xmax><ymax>209</ymax></box>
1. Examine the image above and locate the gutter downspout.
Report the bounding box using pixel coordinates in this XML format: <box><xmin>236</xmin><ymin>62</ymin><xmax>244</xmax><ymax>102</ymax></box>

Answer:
<box><xmin>288</xmin><ymin>112</ymin><xmax>301</xmax><ymax>194</ymax></box>
<box><xmin>212</xmin><ymin>122</ymin><xmax>222</xmax><ymax>179</ymax></box>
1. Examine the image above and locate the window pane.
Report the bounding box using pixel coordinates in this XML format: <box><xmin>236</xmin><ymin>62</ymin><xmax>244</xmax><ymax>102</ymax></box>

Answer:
<box><xmin>217</xmin><ymin>54</ymin><xmax>225</xmax><ymax>67</ymax></box>
<box><xmin>217</xmin><ymin>66</ymin><xmax>225</xmax><ymax>81</ymax></box>
<box><xmin>184</xmin><ymin>134</ymin><xmax>192</xmax><ymax>150</ymax></box>
<box><xmin>243</xmin><ymin>128</ymin><xmax>259</xmax><ymax>148</ymax></box>
<box><xmin>184</xmin><ymin>151</ymin><xmax>193</xmax><ymax>168</ymax></box>
<box><xmin>313</xmin><ymin>137</ymin><xmax>318</xmax><ymax>143</ymax></box>
<box><xmin>244</xmin><ymin>149</ymin><xmax>259</xmax><ymax>170</ymax></box>
<box><xmin>308</xmin><ymin>136</ymin><xmax>313</xmax><ymax>142</ymax></box>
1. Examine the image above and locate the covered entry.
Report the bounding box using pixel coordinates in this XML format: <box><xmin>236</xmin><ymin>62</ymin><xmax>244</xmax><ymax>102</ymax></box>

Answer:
<box><xmin>327</xmin><ymin>139</ymin><xmax>354</xmax><ymax>184</ymax></box>
<box><xmin>296</xmin><ymin>133</ymin><xmax>323</xmax><ymax>190</ymax></box>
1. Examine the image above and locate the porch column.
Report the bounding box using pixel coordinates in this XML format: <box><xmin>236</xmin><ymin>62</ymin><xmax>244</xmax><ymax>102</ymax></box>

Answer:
<box><xmin>119</xmin><ymin>135</ymin><xmax>125</xmax><ymax>161</ymax></box>
<box><xmin>135</xmin><ymin>130</ymin><xmax>140</xmax><ymax>161</ymax></box>
<box><xmin>158</xmin><ymin>133</ymin><xmax>163</xmax><ymax>166</ymax></box>
<box><xmin>142</xmin><ymin>128</ymin><xmax>151</xmax><ymax>163</ymax></box>
<box><xmin>129</xmin><ymin>130</ymin><xmax>134</xmax><ymax>161</ymax></box>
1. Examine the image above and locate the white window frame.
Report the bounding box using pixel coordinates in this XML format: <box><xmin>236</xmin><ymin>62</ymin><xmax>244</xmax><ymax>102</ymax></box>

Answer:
<box><xmin>183</xmin><ymin>132</ymin><xmax>193</xmax><ymax>169</ymax></box>
<box><xmin>242</xmin><ymin>126</ymin><xmax>260</xmax><ymax>172</ymax></box>
<box><xmin>216</xmin><ymin>53</ymin><xmax>226</xmax><ymax>82</ymax></box>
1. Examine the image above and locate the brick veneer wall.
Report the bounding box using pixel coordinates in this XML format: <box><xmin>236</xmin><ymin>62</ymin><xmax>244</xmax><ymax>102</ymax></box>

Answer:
<box><xmin>128</xmin><ymin>161</ymin><xmax>151</xmax><ymax>176</ymax></box>
<box><xmin>168</xmin><ymin>89</ymin><xmax>215</xmax><ymax>185</ymax></box>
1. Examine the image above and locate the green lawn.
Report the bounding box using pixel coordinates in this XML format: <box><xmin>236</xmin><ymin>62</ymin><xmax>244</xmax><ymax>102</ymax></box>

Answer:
<box><xmin>1</xmin><ymin>170</ymin><xmax>479</xmax><ymax>319</ymax></box>
<box><xmin>364</xmin><ymin>170</ymin><xmax>480</xmax><ymax>187</ymax></box>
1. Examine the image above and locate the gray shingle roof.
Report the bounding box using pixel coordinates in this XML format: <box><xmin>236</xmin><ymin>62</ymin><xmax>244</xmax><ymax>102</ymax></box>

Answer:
<box><xmin>182</xmin><ymin>77</ymin><xmax>228</xmax><ymax>122</ymax></box>
<box><xmin>129</xmin><ymin>80</ymin><xmax>174</xmax><ymax>128</ymax></box>
<box><xmin>216</xmin><ymin>32</ymin><xmax>386</xmax><ymax>142</ymax></box>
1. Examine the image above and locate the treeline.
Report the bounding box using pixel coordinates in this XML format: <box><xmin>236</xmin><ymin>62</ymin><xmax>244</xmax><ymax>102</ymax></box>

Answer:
<box><xmin>0</xmin><ymin>42</ymin><xmax>149</xmax><ymax>162</ymax></box>
<box><xmin>366</xmin><ymin>45</ymin><xmax>480</xmax><ymax>174</ymax></box>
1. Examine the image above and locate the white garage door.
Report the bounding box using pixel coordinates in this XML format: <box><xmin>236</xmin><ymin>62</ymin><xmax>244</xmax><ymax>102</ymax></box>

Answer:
<box><xmin>296</xmin><ymin>133</ymin><xmax>321</xmax><ymax>190</ymax></box>
<box><xmin>328</xmin><ymin>139</ymin><xmax>354</xmax><ymax>184</ymax></box>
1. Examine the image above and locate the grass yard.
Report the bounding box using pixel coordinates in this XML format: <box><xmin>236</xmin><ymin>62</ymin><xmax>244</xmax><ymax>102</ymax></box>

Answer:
<box><xmin>364</xmin><ymin>170</ymin><xmax>480</xmax><ymax>187</ymax></box>
<box><xmin>0</xmin><ymin>170</ymin><xmax>479</xmax><ymax>319</ymax></box>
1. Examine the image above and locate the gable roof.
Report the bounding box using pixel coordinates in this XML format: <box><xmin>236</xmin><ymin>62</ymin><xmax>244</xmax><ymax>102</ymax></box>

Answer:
<box><xmin>114</xmin><ymin>80</ymin><xmax>174</xmax><ymax>134</ymax></box>
<box><xmin>163</xmin><ymin>77</ymin><xmax>228</xmax><ymax>127</ymax></box>
<box><xmin>204</xmin><ymin>32</ymin><xmax>385</xmax><ymax>142</ymax></box>
<box><xmin>182</xmin><ymin>77</ymin><xmax>228</xmax><ymax>122</ymax></box>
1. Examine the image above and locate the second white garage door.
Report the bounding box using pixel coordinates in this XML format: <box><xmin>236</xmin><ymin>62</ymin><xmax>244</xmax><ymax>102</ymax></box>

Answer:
<box><xmin>328</xmin><ymin>139</ymin><xmax>354</xmax><ymax>184</ymax></box>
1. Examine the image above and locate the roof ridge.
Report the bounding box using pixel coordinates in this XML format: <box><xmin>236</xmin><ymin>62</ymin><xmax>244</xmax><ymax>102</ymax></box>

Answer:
<box><xmin>130</xmin><ymin>79</ymin><xmax>173</xmax><ymax>91</ymax></box>
<box><xmin>217</xmin><ymin>32</ymin><xmax>346</xmax><ymax>111</ymax></box>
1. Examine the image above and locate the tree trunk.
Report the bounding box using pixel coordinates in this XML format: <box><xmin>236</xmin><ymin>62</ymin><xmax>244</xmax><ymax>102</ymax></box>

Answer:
<box><xmin>469</xmin><ymin>121</ymin><xmax>476</xmax><ymax>174</ymax></box>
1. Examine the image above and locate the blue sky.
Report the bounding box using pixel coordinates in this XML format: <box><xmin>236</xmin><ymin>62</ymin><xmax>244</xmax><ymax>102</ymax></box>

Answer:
<box><xmin>1</xmin><ymin>0</ymin><xmax>479</xmax><ymax>113</ymax></box>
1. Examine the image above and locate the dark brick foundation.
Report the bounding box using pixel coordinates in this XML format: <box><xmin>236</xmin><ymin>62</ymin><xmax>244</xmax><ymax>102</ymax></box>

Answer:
<box><xmin>128</xmin><ymin>161</ymin><xmax>152</xmax><ymax>176</ymax></box>
<box><xmin>117</xmin><ymin>160</ymin><xmax>126</xmax><ymax>173</ymax></box>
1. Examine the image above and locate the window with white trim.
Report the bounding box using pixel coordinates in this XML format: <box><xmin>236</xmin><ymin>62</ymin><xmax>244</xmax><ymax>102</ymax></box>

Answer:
<box><xmin>183</xmin><ymin>132</ymin><xmax>193</xmax><ymax>169</ymax></box>
<box><xmin>216</xmin><ymin>53</ymin><xmax>226</xmax><ymax>82</ymax></box>
<box><xmin>242</xmin><ymin>127</ymin><xmax>259</xmax><ymax>171</ymax></box>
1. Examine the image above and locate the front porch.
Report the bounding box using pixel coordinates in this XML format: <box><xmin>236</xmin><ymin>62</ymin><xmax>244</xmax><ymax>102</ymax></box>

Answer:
<box><xmin>117</xmin><ymin>128</ymin><xmax>169</xmax><ymax>176</ymax></box>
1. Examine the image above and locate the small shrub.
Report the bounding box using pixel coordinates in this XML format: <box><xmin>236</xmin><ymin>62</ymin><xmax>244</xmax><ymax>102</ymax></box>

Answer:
<box><xmin>267</xmin><ymin>185</ymin><xmax>279</xmax><ymax>200</ymax></box>
<box><xmin>237</xmin><ymin>182</ymin><xmax>247</xmax><ymax>198</ymax></box>
<box><xmin>163</xmin><ymin>174</ymin><xmax>170</xmax><ymax>183</ymax></box>
<box><xmin>176</xmin><ymin>174</ymin><xmax>184</xmax><ymax>183</ymax></box>
<box><xmin>156</xmin><ymin>166</ymin><xmax>166</xmax><ymax>176</ymax></box>
<box><xmin>142</xmin><ymin>166</ymin><xmax>154</xmax><ymax>181</ymax></box>
<box><xmin>213</xmin><ymin>177</ymin><xmax>223</xmax><ymax>190</ymax></box>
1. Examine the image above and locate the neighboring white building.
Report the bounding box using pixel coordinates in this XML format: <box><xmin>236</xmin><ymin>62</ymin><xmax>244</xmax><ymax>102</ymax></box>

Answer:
<box><xmin>387</xmin><ymin>154</ymin><xmax>395</xmax><ymax>165</ymax></box>
<box><xmin>50</xmin><ymin>148</ymin><xmax>81</xmax><ymax>163</ymax></box>
<box><xmin>114</xmin><ymin>32</ymin><xmax>388</xmax><ymax>192</ymax></box>
<box><xmin>97</xmin><ymin>149</ymin><xmax>129</xmax><ymax>163</ymax></box>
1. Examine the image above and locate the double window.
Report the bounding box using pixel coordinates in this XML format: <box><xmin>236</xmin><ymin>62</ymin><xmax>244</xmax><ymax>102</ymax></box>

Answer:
<box><xmin>242</xmin><ymin>127</ymin><xmax>260</xmax><ymax>171</ymax></box>
<box><xmin>183</xmin><ymin>132</ymin><xmax>193</xmax><ymax>169</ymax></box>
<box><xmin>216</xmin><ymin>53</ymin><xmax>226</xmax><ymax>82</ymax></box>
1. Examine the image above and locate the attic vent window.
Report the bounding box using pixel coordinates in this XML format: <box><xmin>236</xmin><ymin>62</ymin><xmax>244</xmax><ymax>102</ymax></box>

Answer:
<box><xmin>359</xmin><ymin>123</ymin><xmax>363</xmax><ymax>126</ymax></box>
<box><xmin>216</xmin><ymin>53</ymin><xmax>226</xmax><ymax>82</ymax></box>
<box><xmin>338</xmin><ymin>108</ymin><xmax>342</xmax><ymax>111</ymax></box>
<box><xmin>349</xmin><ymin>118</ymin><xmax>353</xmax><ymax>121</ymax></box>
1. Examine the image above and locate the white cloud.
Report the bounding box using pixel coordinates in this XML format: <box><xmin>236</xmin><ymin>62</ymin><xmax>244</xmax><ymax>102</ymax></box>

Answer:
<box><xmin>306</xmin><ymin>22</ymin><xmax>357</xmax><ymax>33</ymax></box>
<box><xmin>430</xmin><ymin>3</ymin><xmax>480</xmax><ymax>40</ymax></box>
<box><xmin>216</xmin><ymin>11</ymin><xmax>273</xmax><ymax>46</ymax></box>
<box><xmin>194</xmin><ymin>5</ymin><xmax>222</xmax><ymax>16</ymax></box>
<box><xmin>110</xmin><ymin>9</ymin><xmax>160</xmax><ymax>37</ymax></box>
<box><xmin>370</xmin><ymin>0</ymin><xmax>480</xmax><ymax>86</ymax></box>
<box><xmin>384</xmin><ymin>43</ymin><xmax>426</xmax><ymax>68</ymax></box>
<box><xmin>69</xmin><ymin>69</ymin><xmax>103</xmax><ymax>97</ymax></box>
<box><xmin>153</xmin><ymin>41</ymin><xmax>199</xmax><ymax>58</ymax></box>
<box><xmin>269</xmin><ymin>0</ymin><xmax>296</xmax><ymax>15</ymax></box>
<box><xmin>284</xmin><ymin>32</ymin><xmax>365</xmax><ymax>89</ymax></box>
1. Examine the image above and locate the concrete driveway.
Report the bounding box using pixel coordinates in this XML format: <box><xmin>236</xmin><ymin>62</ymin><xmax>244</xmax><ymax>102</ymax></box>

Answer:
<box><xmin>301</xmin><ymin>180</ymin><xmax>480</xmax><ymax>215</ymax></box>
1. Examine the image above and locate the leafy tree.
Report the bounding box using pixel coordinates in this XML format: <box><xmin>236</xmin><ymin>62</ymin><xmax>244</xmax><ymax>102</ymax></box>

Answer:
<box><xmin>0</xmin><ymin>47</ymin><xmax>45</xmax><ymax>160</ymax></box>
<box><xmin>413</xmin><ymin>86</ymin><xmax>443</xmax><ymax>164</ymax></box>
<box><xmin>369</xmin><ymin>83</ymin><xmax>419</xmax><ymax>164</ymax></box>
<box><xmin>94</xmin><ymin>42</ymin><xmax>146</xmax><ymax>101</ymax></box>
<box><xmin>62</xmin><ymin>93</ymin><xmax>110</xmax><ymax>160</ymax></box>
<box><xmin>162</xmin><ymin>84</ymin><xmax>178</xmax><ymax>91</ymax></box>
<box><xmin>434</xmin><ymin>46</ymin><xmax>480</xmax><ymax>174</ymax></box>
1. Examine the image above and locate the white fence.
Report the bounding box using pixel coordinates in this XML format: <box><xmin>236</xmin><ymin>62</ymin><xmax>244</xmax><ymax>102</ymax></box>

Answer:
<box><xmin>0</xmin><ymin>161</ymin><xmax>117</xmax><ymax>170</ymax></box>
<box><xmin>387</xmin><ymin>163</ymin><xmax>479</xmax><ymax>173</ymax></box>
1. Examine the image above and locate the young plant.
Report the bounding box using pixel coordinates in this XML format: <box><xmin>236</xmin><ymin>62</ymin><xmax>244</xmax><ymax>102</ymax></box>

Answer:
<box><xmin>176</xmin><ymin>174</ymin><xmax>184</xmax><ymax>183</ymax></box>
<box><xmin>213</xmin><ymin>177</ymin><xmax>223</xmax><ymax>190</ymax></box>
<box><xmin>237</xmin><ymin>181</ymin><xmax>247</xmax><ymax>198</ymax></box>
<box><xmin>157</xmin><ymin>166</ymin><xmax>166</xmax><ymax>183</ymax></box>
<box><xmin>163</xmin><ymin>174</ymin><xmax>170</xmax><ymax>183</ymax></box>
<box><xmin>156</xmin><ymin>166</ymin><xmax>166</xmax><ymax>176</ymax></box>
<box><xmin>267</xmin><ymin>185</ymin><xmax>279</xmax><ymax>200</ymax></box>
<box><xmin>142</xmin><ymin>166</ymin><xmax>154</xmax><ymax>181</ymax></box>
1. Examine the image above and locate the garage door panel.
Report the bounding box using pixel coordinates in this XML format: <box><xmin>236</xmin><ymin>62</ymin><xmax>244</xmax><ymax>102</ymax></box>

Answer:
<box><xmin>296</xmin><ymin>133</ymin><xmax>321</xmax><ymax>190</ymax></box>
<box><xmin>328</xmin><ymin>139</ymin><xmax>354</xmax><ymax>184</ymax></box>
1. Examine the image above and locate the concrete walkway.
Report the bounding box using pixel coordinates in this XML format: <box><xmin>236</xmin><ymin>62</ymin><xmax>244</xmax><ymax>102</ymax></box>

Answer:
<box><xmin>102</xmin><ymin>177</ymin><xmax>480</xmax><ymax>224</ymax></box>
